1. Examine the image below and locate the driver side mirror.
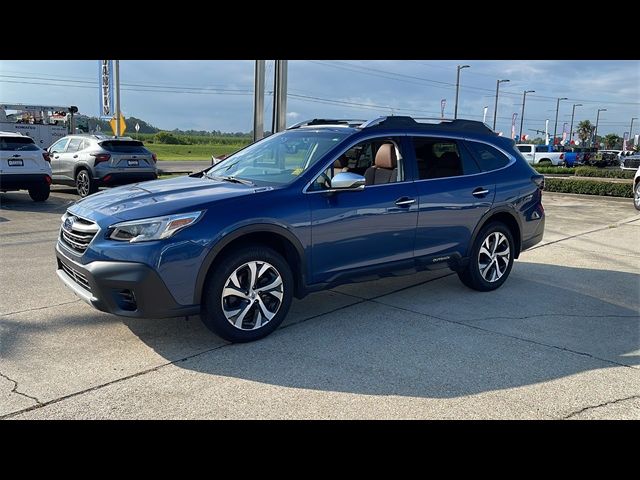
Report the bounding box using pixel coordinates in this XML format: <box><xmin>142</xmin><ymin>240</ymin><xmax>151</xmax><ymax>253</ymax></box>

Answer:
<box><xmin>331</xmin><ymin>172</ymin><xmax>365</xmax><ymax>191</ymax></box>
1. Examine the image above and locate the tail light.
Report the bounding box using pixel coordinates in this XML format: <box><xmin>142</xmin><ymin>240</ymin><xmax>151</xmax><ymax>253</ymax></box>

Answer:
<box><xmin>44</xmin><ymin>175</ymin><xmax>52</xmax><ymax>185</ymax></box>
<box><xmin>90</xmin><ymin>153</ymin><xmax>111</xmax><ymax>164</ymax></box>
<box><xmin>559</xmin><ymin>153</ymin><xmax>564</xmax><ymax>160</ymax></box>
<box><xmin>532</xmin><ymin>174</ymin><xmax>544</xmax><ymax>190</ymax></box>
<box><xmin>151</xmin><ymin>153</ymin><xmax>157</xmax><ymax>163</ymax></box>
<box><xmin>103</xmin><ymin>174</ymin><xmax>112</xmax><ymax>183</ymax></box>
<box><xmin>42</xmin><ymin>152</ymin><xmax>51</xmax><ymax>163</ymax></box>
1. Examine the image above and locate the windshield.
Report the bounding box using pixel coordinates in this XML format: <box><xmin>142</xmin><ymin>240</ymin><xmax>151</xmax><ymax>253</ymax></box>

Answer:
<box><xmin>206</xmin><ymin>130</ymin><xmax>350</xmax><ymax>185</ymax></box>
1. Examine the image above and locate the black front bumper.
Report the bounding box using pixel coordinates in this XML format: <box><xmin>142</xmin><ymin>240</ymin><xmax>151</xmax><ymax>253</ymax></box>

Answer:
<box><xmin>99</xmin><ymin>171</ymin><xmax>158</xmax><ymax>186</ymax></box>
<box><xmin>56</xmin><ymin>243</ymin><xmax>199</xmax><ymax>318</ymax></box>
<box><xmin>0</xmin><ymin>173</ymin><xmax>50</xmax><ymax>191</ymax></box>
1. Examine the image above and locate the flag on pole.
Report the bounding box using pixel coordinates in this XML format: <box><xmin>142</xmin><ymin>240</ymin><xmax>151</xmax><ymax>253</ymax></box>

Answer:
<box><xmin>545</xmin><ymin>120</ymin><xmax>549</xmax><ymax>145</ymax></box>
<box><xmin>441</xmin><ymin>99</ymin><xmax>446</xmax><ymax>119</ymax></box>
<box><xmin>511</xmin><ymin>113</ymin><xmax>518</xmax><ymax>139</ymax></box>
<box><xmin>635</xmin><ymin>134</ymin><xmax>639</xmax><ymax>147</ymax></box>
<box><xmin>623</xmin><ymin>132</ymin><xmax>629</xmax><ymax>151</ymax></box>
<box><xmin>483</xmin><ymin>106</ymin><xmax>488</xmax><ymax>124</ymax></box>
<box><xmin>561</xmin><ymin>123</ymin><xmax>568</xmax><ymax>144</ymax></box>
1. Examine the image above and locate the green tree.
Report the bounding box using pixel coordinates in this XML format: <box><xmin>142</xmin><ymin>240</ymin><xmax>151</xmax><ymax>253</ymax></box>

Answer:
<box><xmin>576</xmin><ymin>120</ymin><xmax>593</xmax><ymax>144</ymax></box>
<box><xmin>603</xmin><ymin>133</ymin><xmax>621</xmax><ymax>149</ymax></box>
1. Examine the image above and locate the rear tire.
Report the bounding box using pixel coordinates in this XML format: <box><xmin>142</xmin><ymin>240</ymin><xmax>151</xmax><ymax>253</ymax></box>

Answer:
<box><xmin>200</xmin><ymin>246</ymin><xmax>294</xmax><ymax>343</ymax></box>
<box><xmin>538</xmin><ymin>159</ymin><xmax>552</xmax><ymax>166</ymax></box>
<box><xmin>634</xmin><ymin>182</ymin><xmax>640</xmax><ymax>211</ymax></box>
<box><xmin>28</xmin><ymin>184</ymin><xmax>50</xmax><ymax>202</ymax></box>
<box><xmin>458</xmin><ymin>222</ymin><xmax>515</xmax><ymax>292</ymax></box>
<box><xmin>75</xmin><ymin>169</ymin><xmax>98</xmax><ymax>197</ymax></box>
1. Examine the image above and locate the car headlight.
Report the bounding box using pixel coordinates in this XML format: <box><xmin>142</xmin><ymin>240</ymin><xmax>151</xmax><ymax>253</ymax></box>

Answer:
<box><xmin>108</xmin><ymin>211</ymin><xmax>203</xmax><ymax>243</ymax></box>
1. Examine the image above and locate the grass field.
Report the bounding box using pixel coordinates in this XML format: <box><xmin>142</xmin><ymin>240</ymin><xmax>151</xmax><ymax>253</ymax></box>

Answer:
<box><xmin>147</xmin><ymin>143</ymin><xmax>247</xmax><ymax>161</ymax></box>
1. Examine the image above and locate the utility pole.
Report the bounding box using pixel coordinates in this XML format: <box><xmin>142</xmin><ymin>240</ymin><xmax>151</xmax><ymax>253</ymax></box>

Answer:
<box><xmin>454</xmin><ymin>64</ymin><xmax>470</xmax><ymax>119</ymax></box>
<box><xmin>552</xmin><ymin>97</ymin><xmax>567</xmax><ymax>148</ymax></box>
<box><xmin>569</xmin><ymin>103</ymin><xmax>582</xmax><ymax>145</ymax></box>
<box><xmin>277</xmin><ymin>60</ymin><xmax>288</xmax><ymax>132</ymax></box>
<box><xmin>114</xmin><ymin>60</ymin><xmax>121</xmax><ymax>137</ymax></box>
<box><xmin>594</xmin><ymin>108</ymin><xmax>607</xmax><ymax>148</ymax></box>
<box><xmin>519</xmin><ymin>90</ymin><xmax>535</xmax><ymax>140</ymax></box>
<box><xmin>253</xmin><ymin>60</ymin><xmax>265</xmax><ymax>142</ymax></box>
<box><xmin>493</xmin><ymin>79</ymin><xmax>509</xmax><ymax>130</ymax></box>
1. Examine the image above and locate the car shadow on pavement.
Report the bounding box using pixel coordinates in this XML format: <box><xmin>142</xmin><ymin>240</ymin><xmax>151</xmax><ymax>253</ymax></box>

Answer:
<box><xmin>0</xmin><ymin>191</ymin><xmax>75</xmax><ymax>215</ymax></box>
<box><xmin>119</xmin><ymin>262</ymin><xmax>639</xmax><ymax>399</ymax></box>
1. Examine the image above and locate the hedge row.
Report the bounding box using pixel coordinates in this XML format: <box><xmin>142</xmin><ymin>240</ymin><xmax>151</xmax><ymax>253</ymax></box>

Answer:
<box><xmin>534</xmin><ymin>166</ymin><xmax>575</xmax><ymax>174</ymax></box>
<box><xmin>544</xmin><ymin>178</ymin><xmax>633</xmax><ymax>198</ymax></box>
<box><xmin>573</xmin><ymin>167</ymin><xmax>636</xmax><ymax>179</ymax></box>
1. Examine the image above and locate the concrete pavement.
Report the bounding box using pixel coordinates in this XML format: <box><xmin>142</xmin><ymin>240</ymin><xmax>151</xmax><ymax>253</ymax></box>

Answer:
<box><xmin>0</xmin><ymin>190</ymin><xmax>638</xmax><ymax>419</ymax></box>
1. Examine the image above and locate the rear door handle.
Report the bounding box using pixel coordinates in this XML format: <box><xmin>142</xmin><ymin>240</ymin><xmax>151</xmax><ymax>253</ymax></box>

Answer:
<box><xmin>472</xmin><ymin>188</ymin><xmax>490</xmax><ymax>197</ymax></box>
<box><xmin>395</xmin><ymin>197</ymin><xmax>416</xmax><ymax>206</ymax></box>
<box><xmin>54</xmin><ymin>155</ymin><xmax>60</xmax><ymax>159</ymax></box>
<box><xmin>73</xmin><ymin>155</ymin><xmax>78</xmax><ymax>158</ymax></box>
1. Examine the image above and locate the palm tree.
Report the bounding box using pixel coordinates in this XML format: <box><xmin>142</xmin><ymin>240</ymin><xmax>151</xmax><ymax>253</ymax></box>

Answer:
<box><xmin>576</xmin><ymin>120</ymin><xmax>593</xmax><ymax>144</ymax></box>
<box><xmin>603</xmin><ymin>133</ymin><xmax>621</xmax><ymax>149</ymax></box>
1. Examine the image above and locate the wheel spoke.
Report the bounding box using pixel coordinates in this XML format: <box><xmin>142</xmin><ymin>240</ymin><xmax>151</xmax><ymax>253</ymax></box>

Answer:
<box><xmin>233</xmin><ymin>302</ymin><xmax>253</xmax><ymax>329</ymax></box>
<box><xmin>257</xmin><ymin>297</ymin><xmax>276</xmax><ymax>321</ymax></box>
<box><xmin>247</xmin><ymin>262</ymin><xmax>258</xmax><ymax>289</ymax></box>
<box><xmin>257</xmin><ymin>262</ymin><xmax>271</xmax><ymax>281</ymax></box>
<box><xmin>479</xmin><ymin>246</ymin><xmax>492</xmax><ymax>258</ymax></box>
<box><xmin>491</xmin><ymin>232</ymin><xmax>500</xmax><ymax>255</ymax></box>
<box><xmin>255</xmin><ymin>276</ymin><xmax>282</xmax><ymax>293</ymax></box>
<box><xmin>223</xmin><ymin>286</ymin><xmax>249</xmax><ymax>300</ymax></box>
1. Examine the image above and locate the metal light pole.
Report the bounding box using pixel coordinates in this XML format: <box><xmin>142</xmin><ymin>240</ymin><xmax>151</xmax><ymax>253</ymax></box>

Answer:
<box><xmin>493</xmin><ymin>79</ymin><xmax>510</xmax><ymax>130</ymax></box>
<box><xmin>454</xmin><ymin>64</ymin><xmax>470</xmax><ymax>119</ymax></box>
<box><xmin>630</xmin><ymin>117</ymin><xmax>638</xmax><ymax>142</ymax></box>
<box><xmin>569</xmin><ymin>103</ymin><xmax>582</xmax><ymax>144</ymax></box>
<box><xmin>114</xmin><ymin>60</ymin><xmax>121</xmax><ymax>137</ymax></box>
<box><xmin>253</xmin><ymin>60</ymin><xmax>265</xmax><ymax>142</ymax></box>
<box><xmin>552</xmin><ymin>97</ymin><xmax>568</xmax><ymax>148</ymax></box>
<box><xmin>594</xmin><ymin>108</ymin><xmax>607</xmax><ymax>148</ymax></box>
<box><xmin>519</xmin><ymin>90</ymin><xmax>535</xmax><ymax>140</ymax></box>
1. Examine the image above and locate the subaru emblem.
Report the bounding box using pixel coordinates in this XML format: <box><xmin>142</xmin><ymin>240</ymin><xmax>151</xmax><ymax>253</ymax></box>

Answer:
<box><xmin>63</xmin><ymin>216</ymin><xmax>75</xmax><ymax>231</ymax></box>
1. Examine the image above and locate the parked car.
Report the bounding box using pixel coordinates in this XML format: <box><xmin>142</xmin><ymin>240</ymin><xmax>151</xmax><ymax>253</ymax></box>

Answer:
<box><xmin>0</xmin><ymin>131</ymin><xmax>52</xmax><ymax>201</ymax></box>
<box><xmin>48</xmin><ymin>134</ymin><xmax>158</xmax><ymax>197</ymax></box>
<box><xmin>516</xmin><ymin>144</ymin><xmax>565</xmax><ymax>166</ymax></box>
<box><xmin>55</xmin><ymin>116</ymin><xmax>545</xmax><ymax>343</ymax></box>
<box><xmin>635</xmin><ymin>167</ymin><xmax>640</xmax><ymax>211</ymax></box>
<box><xmin>621</xmin><ymin>153</ymin><xmax>640</xmax><ymax>172</ymax></box>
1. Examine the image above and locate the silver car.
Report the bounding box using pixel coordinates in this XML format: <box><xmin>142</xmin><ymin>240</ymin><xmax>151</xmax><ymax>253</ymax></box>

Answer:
<box><xmin>48</xmin><ymin>134</ymin><xmax>158</xmax><ymax>197</ymax></box>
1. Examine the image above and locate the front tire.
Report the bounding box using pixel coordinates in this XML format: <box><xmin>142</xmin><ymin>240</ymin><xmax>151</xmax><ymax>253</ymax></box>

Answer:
<box><xmin>458</xmin><ymin>222</ymin><xmax>515</xmax><ymax>292</ymax></box>
<box><xmin>28</xmin><ymin>184</ymin><xmax>50</xmax><ymax>202</ymax></box>
<box><xmin>634</xmin><ymin>182</ymin><xmax>640</xmax><ymax>211</ymax></box>
<box><xmin>75</xmin><ymin>169</ymin><xmax>98</xmax><ymax>197</ymax></box>
<box><xmin>200</xmin><ymin>246</ymin><xmax>294</xmax><ymax>343</ymax></box>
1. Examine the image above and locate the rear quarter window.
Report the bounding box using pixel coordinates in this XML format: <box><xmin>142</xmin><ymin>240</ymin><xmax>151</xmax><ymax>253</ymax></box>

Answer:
<box><xmin>465</xmin><ymin>141</ymin><xmax>511</xmax><ymax>171</ymax></box>
<box><xmin>0</xmin><ymin>136</ymin><xmax>39</xmax><ymax>151</ymax></box>
<box><xmin>99</xmin><ymin>141</ymin><xmax>148</xmax><ymax>154</ymax></box>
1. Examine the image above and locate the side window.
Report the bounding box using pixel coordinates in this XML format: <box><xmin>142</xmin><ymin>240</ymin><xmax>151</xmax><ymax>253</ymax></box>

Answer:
<box><xmin>66</xmin><ymin>138</ymin><xmax>82</xmax><ymax>153</ymax></box>
<box><xmin>79</xmin><ymin>139</ymin><xmax>90</xmax><ymax>150</ymax></box>
<box><xmin>517</xmin><ymin>145</ymin><xmax>532</xmax><ymax>153</ymax></box>
<box><xmin>50</xmin><ymin>138</ymin><xmax>68</xmax><ymax>153</ymax></box>
<box><xmin>465</xmin><ymin>141</ymin><xmax>511</xmax><ymax>171</ymax></box>
<box><xmin>412</xmin><ymin>137</ymin><xmax>480</xmax><ymax>180</ymax></box>
<box><xmin>309</xmin><ymin>137</ymin><xmax>404</xmax><ymax>191</ymax></box>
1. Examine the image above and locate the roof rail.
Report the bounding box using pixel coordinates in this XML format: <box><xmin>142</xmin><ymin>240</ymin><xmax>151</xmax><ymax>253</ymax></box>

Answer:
<box><xmin>360</xmin><ymin>116</ymin><xmax>495</xmax><ymax>135</ymax></box>
<box><xmin>287</xmin><ymin>118</ymin><xmax>367</xmax><ymax>129</ymax></box>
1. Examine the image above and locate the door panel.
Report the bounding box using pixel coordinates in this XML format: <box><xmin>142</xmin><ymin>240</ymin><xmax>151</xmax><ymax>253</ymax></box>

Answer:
<box><xmin>308</xmin><ymin>183</ymin><xmax>419</xmax><ymax>283</ymax></box>
<box><xmin>49</xmin><ymin>138</ymin><xmax>69</xmax><ymax>177</ymax></box>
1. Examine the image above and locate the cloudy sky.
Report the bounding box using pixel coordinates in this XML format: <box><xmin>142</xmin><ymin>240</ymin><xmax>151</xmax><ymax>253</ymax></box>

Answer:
<box><xmin>1</xmin><ymin>60</ymin><xmax>638</xmax><ymax>138</ymax></box>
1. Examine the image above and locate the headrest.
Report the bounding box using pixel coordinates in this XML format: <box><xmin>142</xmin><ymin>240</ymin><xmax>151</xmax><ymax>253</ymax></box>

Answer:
<box><xmin>333</xmin><ymin>155</ymin><xmax>348</xmax><ymax>169</ymax></box>
<box><xmin>375</xmin><ymin>143</ymin><xmax>397</xmax><ymax>169</ymax></box>
<box><xmin>439</xmin><ymin>151</ymin><xmax>460</xmax><ymax>168</ymax></box>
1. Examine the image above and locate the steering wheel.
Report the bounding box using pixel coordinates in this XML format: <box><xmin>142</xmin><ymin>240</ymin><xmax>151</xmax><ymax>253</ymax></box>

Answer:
<box><xmin>314</xmin><ymin>172</ymin><xmax>332</xmax><ymax>189</ymax></box>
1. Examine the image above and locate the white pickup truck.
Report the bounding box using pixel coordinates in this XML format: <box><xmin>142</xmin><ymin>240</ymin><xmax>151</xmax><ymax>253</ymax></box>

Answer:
<box><xmin>516</xmin><ymin>144</ymin><xmax>565</xmax><ymax>166</ymax></box>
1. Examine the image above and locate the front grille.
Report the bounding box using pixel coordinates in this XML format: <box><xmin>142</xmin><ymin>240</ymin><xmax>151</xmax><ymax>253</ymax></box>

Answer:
<box><xmin>60</xmin><ymin>212</ymin><xmax>99</xmax><ymax>253</ymax></box>
<box><xmin>59</xmin><ymin>260</ymin><xmax>91</xmax><ymax>291</ymax></box>
<box><xmin>623</xmin><ymin>157</ymin><xmax>640</xmax><ymax>169</ymax></box>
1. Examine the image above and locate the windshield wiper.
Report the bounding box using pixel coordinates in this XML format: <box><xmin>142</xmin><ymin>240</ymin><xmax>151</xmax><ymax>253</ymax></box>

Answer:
<box><xmin>208</xmin><ymin>174</ymin><xmax>255</xmax><ymax>186</ymax></box>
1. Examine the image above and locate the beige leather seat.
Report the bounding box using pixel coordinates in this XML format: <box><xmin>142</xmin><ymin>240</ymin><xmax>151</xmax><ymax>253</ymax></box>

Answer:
<box><xmin>364</xmin><ymin>143</ymin><xmax>398</xmax><ymax>185</ymax></box>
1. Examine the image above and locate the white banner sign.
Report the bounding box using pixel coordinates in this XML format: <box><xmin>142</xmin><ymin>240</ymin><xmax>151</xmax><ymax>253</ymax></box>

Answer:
<box><xmin>99</xmin><ymin>60</ymin><xmax>114</xmax><ymax>119</ymax></box>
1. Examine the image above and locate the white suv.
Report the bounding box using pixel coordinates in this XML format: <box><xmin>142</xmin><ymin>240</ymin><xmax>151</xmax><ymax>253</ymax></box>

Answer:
<box><xmin>0</xmin><ymin>132</ymin><xmax>52</xmax><ymax>201</ymax></box>
<box><xmin>634</xmin><ymin>167</ymin><xmax>640</xmax><ymax>211</ymax></box>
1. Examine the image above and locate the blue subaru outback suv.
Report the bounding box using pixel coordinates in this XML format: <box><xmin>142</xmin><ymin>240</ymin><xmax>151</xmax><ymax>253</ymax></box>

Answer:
<box><xmin>56</xmin><ymin>116</ymin><xmax>545</xmax><ymax>342</ymax></box>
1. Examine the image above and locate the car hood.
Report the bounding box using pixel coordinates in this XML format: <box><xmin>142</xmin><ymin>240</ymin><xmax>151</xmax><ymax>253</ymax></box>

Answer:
<box><xmin>68</xmin><ymin>175</ymin><xmax>262</xmax><ymax>224</ymax></box>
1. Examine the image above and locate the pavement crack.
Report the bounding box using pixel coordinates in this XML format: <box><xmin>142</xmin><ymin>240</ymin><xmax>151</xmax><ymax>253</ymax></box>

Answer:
<box><xmin>528</xmin><ymin>217</ymin><xmax>640</xmax><ymax>251</ymax></box>
<box><xmin>0</xmin><ymin>371</ymin><xmax>42</xmax><ymax>407</ymax></box>
<box><xmin>371</xmin><ymin>300</ymin><xmax>639</xmax><ymax>370</ymax></box>
<box><xmin>0</xmin><ymin>343</ymin><xmax>230</xmax><ymax>420</ymax></box>
<box><xmin>1</xmin><ymin>299</ymin><xmax>81</xmax><ymax>317</ymax></box>
<box><xmin>563</xmin><ymin>395</ymin><xmax>640</xmax><ymax>419</ymax></box>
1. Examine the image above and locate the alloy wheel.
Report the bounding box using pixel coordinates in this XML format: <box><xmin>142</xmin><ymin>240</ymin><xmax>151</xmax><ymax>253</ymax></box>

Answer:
<box><xmin>77</xmin><ymin>171</ymin><xmax>90</xmax><ymax>197</ymax></box>
<box><xmin>221</xmin><ymin>261</ymin><xmax>284</xmax><ymax>331</ymax></box>
<box><xmin>478</xmin><ymin>232</ymin><xmax>511</xmax><ymax>283</ymax></box>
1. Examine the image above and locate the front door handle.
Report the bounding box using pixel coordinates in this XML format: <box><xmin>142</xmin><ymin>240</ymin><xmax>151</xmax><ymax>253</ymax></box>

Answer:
<box><xmin>54</xmin><ymin>155</ymin><xmax>60</xmax><ymax>159</ymax></box>
<box><xmin>73</xmin><ymin>154</ymin><xmax>78</xmax><ymax>158</ymax></box>
<box><xmin>472</xmin><ymin>188</ymin><xmax>490</xmax><ymax>197</ymax></box>
<box><xmin>395</xmin><ymin>197</ymin><xmax>416</xmax><ymax>207</ymax></box>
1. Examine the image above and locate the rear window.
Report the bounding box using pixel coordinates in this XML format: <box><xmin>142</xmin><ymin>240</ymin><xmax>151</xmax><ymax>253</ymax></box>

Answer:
<box><xmin>465</xmin><ymin>141</ymin><xmax>511</xmax><ymax>171</ymax></box>
<box><xmin>517</xmin><ymin>145</ymin><xmax>532</xmax><ymax>153</ymax></box>
<box><xmin>99</xmin><ymin>140</ymin><xmax>148</xmax><ymax>153</ymax></box>
<box><xmin>0</xmin><ymin>136</ymin><xmax>39</xmax><ymax>151</ymax></box>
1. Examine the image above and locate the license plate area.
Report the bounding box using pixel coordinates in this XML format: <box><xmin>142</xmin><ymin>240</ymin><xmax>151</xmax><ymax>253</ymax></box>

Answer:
<box><xmin>8</xmin><ymin>159</ymin><xmax>24</xmax><ymax>166</ymax></box>
<box><xmin>127</xmin><ymin>159</ymin><xmax>139</xmax><ymax>166</ymax></box>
